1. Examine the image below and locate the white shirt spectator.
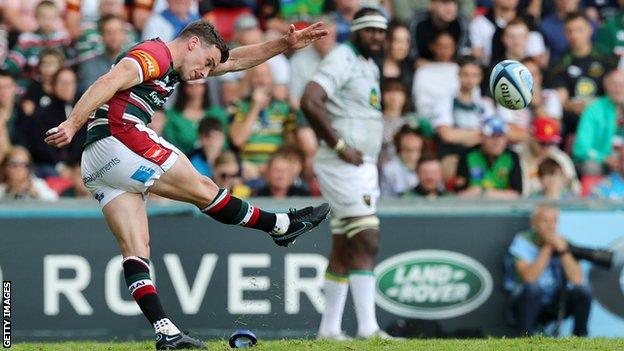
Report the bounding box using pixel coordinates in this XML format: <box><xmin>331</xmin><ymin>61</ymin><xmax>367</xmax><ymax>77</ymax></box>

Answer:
<box><xmin>289</xmin><ymin>46</ymin><xmax>323</xmax><ymax>101</ymax></box>
<box><xmin>470</xmin><ymin>15</ymin><xmax>547</xmax><ymax>66</ymax></box>
<box><xmin>0</xmin><ymin>177</ymin><xmax>58</xmax><ymax>201</ymax></box>
<box><xmin>433</xmin><ymin>93</ymin><xmax>496</xmax><ymax>129</ymax></box>
<box><xmin>413</xmin><ymin>62</ymin><xmax>459</xmax><ymax>119</ymax></box>
<box><xmin>497</xmin><ymin>89</ymin><xmax>562</xmax><ymax>131</ymax></box>
<box><xmin>380</xmin><ymin>156</ymin><xmax>419</xmax><ymax>197</ymax></box>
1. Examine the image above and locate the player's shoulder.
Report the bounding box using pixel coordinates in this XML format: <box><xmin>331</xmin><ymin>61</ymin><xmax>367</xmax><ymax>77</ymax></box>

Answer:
<box><xmin>319</xmin><ymin>43</ymin><xmax>358</xmax><ymax>68</ymax></box>
<box><xmin>128</xmin><ymin>38</ymin><xmax>168</xmax><ymax>56</ymax></box>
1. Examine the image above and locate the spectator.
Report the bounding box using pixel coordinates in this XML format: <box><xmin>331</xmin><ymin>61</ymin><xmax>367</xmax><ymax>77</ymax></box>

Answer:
<box><xmin>381</xmin><ymin>79</ymin><xmax>412</xmax><ymax>163</ymax></box>
<box><xmin>290</xmin><ymin>17</ymin><xmax>338</xmax><ymax>106</ymax></box>
<box><xmin>142</xmin><ymin>0</ymin><xmax>200</xmax><ymax>42</ymax></box>
<box><xmin>212</xmin><ymin>151</ymin><xmax>252</xmax><ymax>199</ymax></box>
<box><xmin>0</xmin><ymin>71</ymin><xmax>17</xmax><ymax>159</ymax></box>
<box><xmin>188</xmin><ymin>118</ymin><xmax>226</xmax><ymax>177</ymax></box>
<box><xmin>596</xmin><ymin>1</ymin><xmax>624</xmax><ymax>57</ymax></box>
<box><xmin>521</xmin><ymin>117</ymin><xmax>581</xmax><ymax>197</ymax></box>
<box><xmin>409</xmin><ymin>0</ymin><xmax>470</xmax><ymax>65</ymax></box>
<box><xmin>552</xmin><ymin>12</ymin><xmax>615</xmax><ymax>139</ymax></box>
<box><xmin>403</xmin><ymin>154</ymin><xmax>447</xmax><ymax>198</ymax></box>
<box><xmin>470</xmin><ymin>0</ymin><xmax>547</xmax><ymax>66</ymax></box>
<box><xmin>78</xmin><ymin>15</ymin><xmax>132</xmax><ymax>91</ymax></box>
<box><xmin>380</xmin><ymin>125</ymin><xmax>423</xmax><ymax>197</ymax></box>
<box><xmin>0</xmin><ymin>26</ymin><xmax>7</xmax><ymax>63</ymax></box>
<box><xmin>74</xmin><ymin>0</ymin><xmax>138</xmax><ymax>65</ymax></box>
<box><xmin>220</xmin><ymin>14</ymin><xmax>291</xmax><ymax>104</ymax></box>
<box><xmin>60</xmin><ymin>161</ymin><xmax>91</xmax><ymax>198</ymax></box>
<box><xmin>505</xmin><ymin>204</ymin><xmax>591</xmax><ymax>336</ymax></box>
<box><xmin>434</xmin><ymin>55</ymin><xmax>495</xmax><ymax>179</ymax></box>
<box><xmin>573</xmin><ymin>69</ymin><xmax>624</xmax><ymax>174</ymax></box>
<box><xmin>412</xmin><ymin>31</ymin><xmax>460</xmax><ymax>118</ymax></box>
<box><xmin>487</xmin><ymin>17</ymin><xmax>547</xmax><ymax>69</ymax></box>
<box><xmin>255</xmin><ymin>152</ymin><xmax>311</xmax><ymax>197</ymax></box>
<box><xmin>584</xmin><ymin>0</ymin><xmax>619</xmax><ymax>23</ymax></box>
<box><xmin>164</xmin><ymin>79</ymin><xmax>228</xmax><ymax>154</ymax></box>
<box><xmin>541</xmin><ymin>0</ymin><xmax>594</xmax><ymax>65</ymax></box>
<box><xmin>531</xmin><ymin>158</ymin><xmax>572</xmax><ymax>199</ymax></box>
<box><xmin>0</xmin><ymin>146</ymin><xmax>58</xmax><ymax>201</ymax></box>
<box><xmin>1</xmin><ymin>0</ymin><xmax>66</xmax><ymax>34</ymax></box>
<box><xmin>26</xmin><ymin>68</ymin><xmax>84</xmax><ymax>178</ymax></box>
<box><xmin>591</xmin><ymin>147</ymin><xmax>624</xmax><ymax>199</ymax></box>
<box><xmin>382</xmin><ymin>23</ymin><xmax>415</xmax><ymax>95</ymax></box>
<box><xmin>390</xmin><ymin>0</ymin><xmax>475</xmax><ymax>25</ymax></box>
<box><xmin>230</xmin><ymin>63</ymin><xmax>297</xmax><ymax>170</ymax></box>
<box><xmin>332</xmin><ymin>0</ymin><xmax>362</xmax><ymax>43</ymax></box>
<box><xmin>21</xmin><ymin>49</ymin><xmax>65</xmax><ymax>117</ymax></box>
<box><xmin>2</xmin><ymin>1</ymin><xmax>72</xmax><ymax>87</ymax></box>
<box><xmin>455</xmin><ymin>116</ymin><xmax>523</xmax><ymax>198</ymax></box>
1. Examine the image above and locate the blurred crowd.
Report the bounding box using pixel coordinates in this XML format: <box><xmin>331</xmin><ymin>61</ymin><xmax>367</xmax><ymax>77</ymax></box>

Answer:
<box><xmin>2</xmin><ymin>0</ymin><xmax>624</xmax><ymax>202</ymax></box>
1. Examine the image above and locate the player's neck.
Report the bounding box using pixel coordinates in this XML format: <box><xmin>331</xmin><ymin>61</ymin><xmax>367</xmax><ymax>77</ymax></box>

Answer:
<box><xmin>166</xmin><ymin>40</ymin><xmax>185</xmax><ymax>72</ymax></box>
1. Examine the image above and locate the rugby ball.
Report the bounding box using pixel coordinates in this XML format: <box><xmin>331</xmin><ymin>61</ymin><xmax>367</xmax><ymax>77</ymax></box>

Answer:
<box><xmin>489</xmin><ymin>60</ymin><xmax>534</xmax><ymax>110</ymax></box>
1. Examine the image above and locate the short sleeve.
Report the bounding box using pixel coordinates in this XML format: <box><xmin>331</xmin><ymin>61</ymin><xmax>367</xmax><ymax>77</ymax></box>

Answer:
<box><xmin>508</xmin><ymin>234</ymin><xmax>539</xmax><ymax>262</ymax></box>
<box><xmin>311</xmin><ymin>46</ymin><xmax>352</xmax><ymax>97</ymax></box>
<box><xmin>122</xmin><ymin>41</ymin><xmax>171</xmax><ymax>82</ymax></box>
<box><xmin>432</xmin><ymin>97</ymin><xmax>454</xmax><ymax>128</ymax></box>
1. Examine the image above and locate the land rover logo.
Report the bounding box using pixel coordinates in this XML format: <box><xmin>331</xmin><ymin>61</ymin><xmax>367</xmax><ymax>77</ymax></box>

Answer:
<box><xmin>375</xmin><ymin>250</ymin><xmax>493</xmax><ymax>319</ymax></box>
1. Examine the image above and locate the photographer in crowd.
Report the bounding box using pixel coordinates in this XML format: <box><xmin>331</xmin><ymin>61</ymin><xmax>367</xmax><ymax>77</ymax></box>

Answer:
<box><xmin>504</xmin><ymin>204</ymin><xmax>592</xmax><ymax>336</ymax></box>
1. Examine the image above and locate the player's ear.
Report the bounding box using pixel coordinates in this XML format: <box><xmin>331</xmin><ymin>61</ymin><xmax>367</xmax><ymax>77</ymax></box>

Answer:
<box><xmin>188</xmin><ymin>36</ymin><xmax>200</xmax><ymax>50</ymax></box>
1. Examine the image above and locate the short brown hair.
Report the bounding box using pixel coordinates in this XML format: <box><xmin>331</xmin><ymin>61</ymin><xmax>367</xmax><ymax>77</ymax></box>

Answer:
<box><xmin>179</xmin><ymin>20</ymin><xmax>229</xmax><ymax>63</ymax></box>
<box><xmin>538</xmin><ymin>158</ymin><xmax>562</xmax><ymax>178</ymax></box>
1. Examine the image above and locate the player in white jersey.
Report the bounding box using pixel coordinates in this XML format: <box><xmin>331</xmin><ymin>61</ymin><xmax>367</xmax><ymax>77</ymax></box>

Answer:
<box><xmin>301</xmin><ymin>7</ymin><xmax>389</xmax><ymax>340</ymax></box>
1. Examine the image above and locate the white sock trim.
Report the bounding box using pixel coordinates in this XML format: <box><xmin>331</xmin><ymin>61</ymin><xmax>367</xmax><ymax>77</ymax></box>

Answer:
<box><xmin>270</xmin><ymin>213</ymin><xmax>290</xmax><ymax>235</ymax></box>
<box><xmin>153</xmin><ymin>318</ymin><xmax>181</xmax><ymax>336</ymax></box>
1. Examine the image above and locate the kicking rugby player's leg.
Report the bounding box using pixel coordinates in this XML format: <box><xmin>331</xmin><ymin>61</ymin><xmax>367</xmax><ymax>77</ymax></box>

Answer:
<box><xmin>102</xmin><ymin>193</ymin><xmax>181</xmax><ymax>337</ymax></box>
<box><xmin>149</xmin><ymin>153</ymin><xmax>330</xmax><ymax>246</ymax></box>
<box><xmin>318</xmin><ymin>233</ymin><xmax>350</xmax><ymax>339</ymax></box>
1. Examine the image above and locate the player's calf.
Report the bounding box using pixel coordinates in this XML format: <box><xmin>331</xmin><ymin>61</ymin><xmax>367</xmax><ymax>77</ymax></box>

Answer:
<box><xmin>202</xmin><ymin>188</ymin><xmax>330</xmax><ymax>247</ymax></box>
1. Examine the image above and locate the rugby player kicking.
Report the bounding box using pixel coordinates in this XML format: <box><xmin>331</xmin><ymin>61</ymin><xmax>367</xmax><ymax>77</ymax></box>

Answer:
<box><xmin>45</xmin><ymin>20</ymin><xmax>330</xmax><ymax>350</ymax></box>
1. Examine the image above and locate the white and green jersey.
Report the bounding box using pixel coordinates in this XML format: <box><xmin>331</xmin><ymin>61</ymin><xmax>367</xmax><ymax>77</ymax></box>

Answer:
<box><xmin>311</xmin><ymin>42</ymin><xmax>383</xmax><ymax>163</ymax></box>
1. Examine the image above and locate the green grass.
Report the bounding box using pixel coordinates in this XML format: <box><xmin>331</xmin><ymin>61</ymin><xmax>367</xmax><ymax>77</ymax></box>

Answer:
<box><xmin>10</xmin><ymin>337</ymin><xmax>624</xmax><ymax>351</ymax></box>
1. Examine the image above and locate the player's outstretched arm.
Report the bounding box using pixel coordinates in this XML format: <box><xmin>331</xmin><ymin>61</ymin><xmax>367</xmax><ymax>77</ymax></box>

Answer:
<box><xmin>210</xmin><ymin>22</ymin><xmax>328</xmax><ymax>76</ymax></box>
<box><xmin>44</xmin><ymin>60</ymin><xmax>141</xmax><ymax>148</ymax></box>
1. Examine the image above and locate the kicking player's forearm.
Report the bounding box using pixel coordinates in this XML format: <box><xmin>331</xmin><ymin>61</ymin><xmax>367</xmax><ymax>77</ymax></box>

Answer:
<box><xmin>66</xmin><ymin>76</ymin><xmax>119</xmax><ymax>130</ymax></box>
<box><xmin>226</xmin><ymin>38</ymin><xmax>289</xmax><ymax>72</ymax></box>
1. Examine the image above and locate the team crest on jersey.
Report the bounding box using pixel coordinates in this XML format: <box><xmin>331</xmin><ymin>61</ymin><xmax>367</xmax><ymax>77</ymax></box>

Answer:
<box><xmin>369</xmin><ymin>88</ymin><xmax>381</xmax><ymax>110</ymax></box>
<box><xmin>363</xmin><ymin>195</ymin><xmax>372</xmax><ymax>206</ymax></box>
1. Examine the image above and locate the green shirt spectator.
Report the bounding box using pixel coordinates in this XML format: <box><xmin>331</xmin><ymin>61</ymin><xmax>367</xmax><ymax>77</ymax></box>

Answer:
<box><xmin>572</xmin><ymin>96</ymin><xmax>618</xmax><ymax>164</ymax></box>
<box><xmin>230</xmin><ymin>97</ymin><xmax>297</xmax><ymax>165</ymax></box>
<box><xmin>596</xmin><ymin>12</ymin><xmax>624</xmax><ymax>56</ymax></box>
<box><xmin>163</xmin><ymin>79</ymin><xmax>228</xmax><ymax>155</ymax></box>
<box><xmin>74</xmin><ymin>21</ymin><xmax>138</xmax><ymax>65</ymax></box>
<box><xmin>164</xmin><ymin>106</ymin><xmax>228</xmax><ymax>155</ymax></box>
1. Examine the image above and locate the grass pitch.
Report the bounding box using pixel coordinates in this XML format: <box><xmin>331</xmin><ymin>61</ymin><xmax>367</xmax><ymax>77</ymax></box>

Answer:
<box><xmin>10</xmin><ymin>337</ymin><xmax>624</xmax><ymax>351</ymax></box>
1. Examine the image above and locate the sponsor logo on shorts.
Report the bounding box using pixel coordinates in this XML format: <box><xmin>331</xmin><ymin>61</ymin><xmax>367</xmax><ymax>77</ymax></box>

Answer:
<box><xmin>363</xmin><ymin>195</ymin><xmax>371</xmax><ymax>206</ymax></box>
<box><xmin>83</xmin><ymin>158</ymin><xmax>121</xmax><ymax>184</ymax></box>
<box><xmin>375</xmin><ymin>250</ymin><xmax>493</xmax><ymax>319</ymax></box>
<box><xmin>143</xmin><ymin>145</ymin><xmax>168</xmax><ymax>163</ymax></box>
<box><xmin>94</xmin><ymin>192</ymin><xmax>105</xmax><ymax>203</ymax></box>
<box><xmin>131</xmin><ymin>166</ymin><xmax>156</xmax><ymax>184</ymax></box>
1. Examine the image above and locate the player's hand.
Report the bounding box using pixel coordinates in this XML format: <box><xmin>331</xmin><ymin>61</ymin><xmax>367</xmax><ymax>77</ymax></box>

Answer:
<box><xmin>44</xmin><ymin>120</ymin><xmax>76</xmax><ymax>148</ymax></box>
<box><xmin>339</xmin><ymin>146</ymin><xmax>364</xmax><ymax>166</ymax></box>
<box><xmin>284</xmin><ymin>22</ymin><xmax>328</xmax><ymax>50</ymax></box>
